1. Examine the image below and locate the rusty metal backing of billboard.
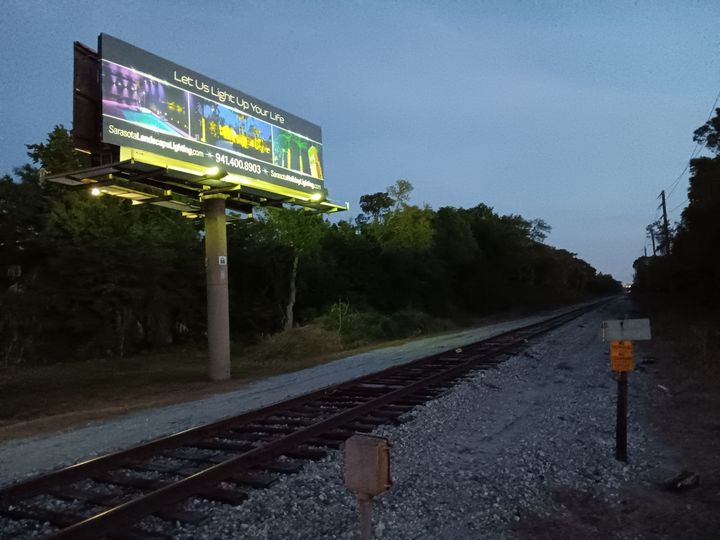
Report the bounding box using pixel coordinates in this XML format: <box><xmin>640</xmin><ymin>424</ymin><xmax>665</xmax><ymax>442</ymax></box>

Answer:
<box><xmin>73</xmin><ymin>42</ymin><xmax>101</xmax><ymax>157</ymax></box>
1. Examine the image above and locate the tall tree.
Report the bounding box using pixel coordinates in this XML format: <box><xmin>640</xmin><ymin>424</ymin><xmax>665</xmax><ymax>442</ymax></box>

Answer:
<box><xmin>262</xmin><ymin>207</ymin><xmax>327</xmax><ymax>330</ymax></box>
<box><xmin>529</xmin><ymin>218</ymin><xmax>552</xmax><ymax>243</ymax></box>
<box><xmin>387</xmin><ymin>179</ymin><xmax>414</xmax><ymax>210</ymax></box>
<box><xmin>358</xmin><ymin>192</ymin><xmax>393</xmax><ymax>223</ymax></box>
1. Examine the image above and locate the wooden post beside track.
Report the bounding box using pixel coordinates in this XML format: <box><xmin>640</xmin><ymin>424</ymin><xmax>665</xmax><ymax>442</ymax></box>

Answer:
<box><xmin>615</xmin><ymin>369</ymin><xmax>629</xmax><ymax>461</ymax></box>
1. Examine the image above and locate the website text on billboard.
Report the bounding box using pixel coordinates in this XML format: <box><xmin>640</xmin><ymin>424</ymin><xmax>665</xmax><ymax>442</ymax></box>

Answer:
<box><xmin>99</xmin><ymin>34</ymin><xmax>324</xmax><ymax>194</ymax></box>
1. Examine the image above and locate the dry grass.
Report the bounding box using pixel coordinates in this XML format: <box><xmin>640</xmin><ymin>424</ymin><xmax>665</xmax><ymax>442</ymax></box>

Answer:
<box><xmin>0</xmin><ymin>325</ymin><xmax>353</xmax><ymax>440</ymax></box>
<box><xmin>642</xmin><ymin>304</ymin><xmax>720</xmax><ymax>376</ymax></box>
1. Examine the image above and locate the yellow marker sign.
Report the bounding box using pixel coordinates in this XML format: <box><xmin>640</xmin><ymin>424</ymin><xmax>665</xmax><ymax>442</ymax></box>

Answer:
<box><xmin>610</xmin><ymin>340</ymin><xmax>634</xmax><ymax>372</ymax></box>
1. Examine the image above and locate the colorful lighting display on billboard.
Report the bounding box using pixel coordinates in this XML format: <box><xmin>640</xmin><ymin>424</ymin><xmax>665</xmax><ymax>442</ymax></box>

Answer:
<box><xmin>99</xmin><ymin>34</ymin><xmax>324</xmax><ymax>195</ymax></box>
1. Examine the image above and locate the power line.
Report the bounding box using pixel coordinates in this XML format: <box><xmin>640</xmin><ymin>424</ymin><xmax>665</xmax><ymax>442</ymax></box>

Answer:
<box><xmin>669</xmin><ymin>198</ymin><xmax>688</xmax><ymax>215</ymax></box>
<box><xmin>663</xmin><ymin>86</ymin><xmax>720</xmax><ymax>197</ymax></box>
<box><xmin>665</xmin><ymin>165</ymin><xmax>689</xmax><ymax>198</ymax></box>
<box><xmin>645</xmin><ymin>87</ymin><xmax>720</xmax><ymax>253</ymax></box>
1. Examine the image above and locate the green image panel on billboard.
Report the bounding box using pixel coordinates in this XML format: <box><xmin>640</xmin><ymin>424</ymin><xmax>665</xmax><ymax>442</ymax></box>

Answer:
<box><xmin>99</xmin><ymin>34</ymin><xmax>324</xmax><ymax>194</ymax></box>
<box><xmin>272</xmin><ymin>127</ymin><xmax>324</xmax><ymax>180</ymax></box>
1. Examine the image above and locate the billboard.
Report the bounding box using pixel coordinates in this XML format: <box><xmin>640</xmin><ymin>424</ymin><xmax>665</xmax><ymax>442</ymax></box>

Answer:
<box><xmin>99</xmin><ymin>34</ymin><xmax>324</xmax><ymax>196</ymax></box>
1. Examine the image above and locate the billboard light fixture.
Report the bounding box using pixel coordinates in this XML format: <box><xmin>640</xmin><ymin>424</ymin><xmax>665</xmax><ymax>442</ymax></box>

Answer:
<box><xmin>90</xmin><ymin>187</ymin><xmax>102</xmax><ymax>196</ymax></box>
<box><xmin>167</xmin><ymin>164</ymin><xmax>206</xmax><ymax>177</ymax></box>
<box><xmin>205</xmin><ymin>166</ymin><xmax>227</xmax><ymax>180</ymax></box>
<box><xmin>310</xmin><ymin>192</ymin><xmax>324</xmax><ymax>202</ymax></box>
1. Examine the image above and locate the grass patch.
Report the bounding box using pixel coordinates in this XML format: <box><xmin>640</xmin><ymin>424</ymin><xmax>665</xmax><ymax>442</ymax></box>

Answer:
<box><xmin>232</xmin><ymin>325</ymin><xmax>344</xmax><ymax>377</ymax></box>
<box><xmin>0</xmin><ymin>324</ymin><xmax>354</xmax><ymax>437</ymax></box>
<box><xmin>0</xmin><ymin>346</ymin><xmax>210</xmax><ymax>424</ymax></box>
<box><xmin>0</xmin><ymin>306</ymin><xmax>538</xmax><ymax>439</ymax></box>
<box><xmin>318</xmin><ymin>303</ymin><xmax>455</xmax><ymax>345</ymax></box>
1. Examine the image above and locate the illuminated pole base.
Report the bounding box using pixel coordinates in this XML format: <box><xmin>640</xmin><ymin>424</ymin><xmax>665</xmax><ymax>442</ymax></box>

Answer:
<box><xmin>203</xmin><ymin>195</ymin><xmax>231</xmax><ymax>382</ymax></box>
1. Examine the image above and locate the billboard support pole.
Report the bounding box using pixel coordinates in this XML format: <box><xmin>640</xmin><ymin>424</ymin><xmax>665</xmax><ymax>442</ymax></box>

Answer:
<box><xmin>203</xmin><ymin>194</ymin><xmax>231</xmax><ymax>381</ymax></box>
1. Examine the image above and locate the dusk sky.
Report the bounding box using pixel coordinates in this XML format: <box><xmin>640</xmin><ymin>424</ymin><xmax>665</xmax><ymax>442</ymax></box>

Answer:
<box><xmin>2</xmin><ymin>1</ymin><xmax>719</xmax><ymax>282</ymax></box>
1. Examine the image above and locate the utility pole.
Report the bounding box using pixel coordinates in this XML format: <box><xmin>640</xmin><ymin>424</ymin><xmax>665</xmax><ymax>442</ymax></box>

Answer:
<box><xmin>650</xmin><ymin>228</ymin><xmax>657</xmax><ymax>256</ymax></box>
<box><xmin>646</xmin><ymin>225</ymin><xmax>657</xmax><ymax>256</ymax></box>
<box><xmin>644</xmin><ymin>246</ymin><xmax>647</xmax><ymax>257</ymax></box>
<box><xmin>660</xmin><ymin>190</ymin><xmax>671</xmax><ymax>255</ymax></box>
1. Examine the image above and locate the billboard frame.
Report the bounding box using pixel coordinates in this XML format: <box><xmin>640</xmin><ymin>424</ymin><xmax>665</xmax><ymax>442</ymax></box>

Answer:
<box><xmin>47</xmin><ymin>35</ymin><xmax>347</xmax><ymax>382</ymax></box>
<box><xmin>51</xmin><ymin>35</ymin><xmax>347</xmax><ymax>218</ymax></box>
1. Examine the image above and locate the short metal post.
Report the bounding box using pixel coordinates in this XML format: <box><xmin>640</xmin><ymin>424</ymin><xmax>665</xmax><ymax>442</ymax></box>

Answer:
<box><xmin>615</xmin><ymin>371</ymin><xmax>628</xmax><ymax>461</ymax></box>
<box><xmin>357</xmin><ymin>494</ymin><xmax>373</xmax><ymax>540</ymax></box>
<box><xmin>344</xmin><ymin>434</ymin><xmax>391</xmax><ymax>540</ymax></box>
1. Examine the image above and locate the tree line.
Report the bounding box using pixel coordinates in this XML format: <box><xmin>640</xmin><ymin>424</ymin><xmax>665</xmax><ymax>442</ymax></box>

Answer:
<box><xmin>1</xmin><ymin>127</ymin><xmax>620</xmax><ymax>365</ymax></box>
<box><xmin>633</xmin><ymin>108</ymin><xmax>720</xmax><ymax>307</ymax></box>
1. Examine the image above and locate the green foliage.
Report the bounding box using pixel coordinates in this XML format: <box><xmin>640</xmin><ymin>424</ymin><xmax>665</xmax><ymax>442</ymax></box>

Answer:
<box><xmin>433</xmin><ymin>206</ymin><xmax>479</xmax><ymax>264</ymax></box>
<box><xmin>41</xmin><ymin>196</ymin><xmax>203</xmax><ymax>351</ymax></box>
<box><xmin>386</xmin><ymin>178</ymin><xmax>413</xmax><ymax>209</ymax></box>
<box><xmin>260</xmin><ymin>207</ymin><xmax>329</xmax><ymax>329</ymax></box>
<box><xmin>26</xmin><ymin>125</ymin><xmax>87</xmax><ymax>174</ymax></box>
<box><xmin>320</xmin><ymin>304</ymin><xmax>387</xmax><ymax>343</ymax></box>
<box><xmin>263</xmin><ymin>206</ymin><xmax>327</xmax><ymax>254</ymax></box>
<box><xmin>227</xmin><ymin>218</ymin><xmax>292</xmax><ymax>336</ymax></box>
<box><xmin>529</xmin><ymin>218</ymin><xmax>552</xmax><ymax>243</ymax></box>
<box><xmin>634</xmin><ymin>108</ymin><xmax>720</xmax><ymax>307</ymax></box>
<box><xmin>1</xmin><ymin>127</ymin><xmax>203</xmax><ymax>364</ymax></box>
<box><xmin>358</xmin><ymin>192</ymin><xmax>393</xmax><ymax>223</ymax></box>
<box><xmin>375</xmin><ymin>204</ymin><xmax>434</xmax><ymax>252</ymax></box>
<box><xmin>1</xmin><ymin>128</ymin><xmax>618</xmax><ymax>365</ymax></box>
<box><xmin>319</xmin><ymin>301</ymin><xmax>441</xmax><ymax>344</ymax></box>
<box><xmin>693</xmin><ymin>108</ymin><xmax>720</xmax><ymax>155</ymax></box>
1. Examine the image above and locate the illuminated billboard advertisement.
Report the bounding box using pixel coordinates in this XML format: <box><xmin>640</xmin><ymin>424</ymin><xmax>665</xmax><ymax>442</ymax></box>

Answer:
<box><xmin>99</xmin><ymin>34</ymin><xmax>324</xmax><ymax>195</ymax></box>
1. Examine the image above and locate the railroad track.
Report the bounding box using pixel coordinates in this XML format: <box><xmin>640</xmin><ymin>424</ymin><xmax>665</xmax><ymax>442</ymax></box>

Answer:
<box><xmin>0</xmin><ymin>302</ymin><xmax>605</xmax><ymax>539</ymax></box>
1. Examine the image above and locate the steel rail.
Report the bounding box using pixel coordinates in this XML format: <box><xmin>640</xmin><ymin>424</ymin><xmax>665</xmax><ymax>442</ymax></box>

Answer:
<box><xmin>47</xmin><ymin>303</ymin><xmax>597</xmax><ymax>539</ymax></box>
<box><xmin>0</xmin><ymin>302</ymin><xmax>595</xmax><ymax>503</ymax></box>
<box><xmin>1</xmin><ymin>300</ymin><xmax>608</xmax><ymax>539</ymax></box>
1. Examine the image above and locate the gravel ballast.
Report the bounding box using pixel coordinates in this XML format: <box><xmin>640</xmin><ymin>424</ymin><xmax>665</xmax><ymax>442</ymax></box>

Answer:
<box><xmin>5</xmin><ymin>298</ymin><xmax>681</xmax><ymax>539</ymax></box>
<box><xmin>152</xmin><ymin>298</ymin><xmax>662</xmax><ymax>539</ymax></box>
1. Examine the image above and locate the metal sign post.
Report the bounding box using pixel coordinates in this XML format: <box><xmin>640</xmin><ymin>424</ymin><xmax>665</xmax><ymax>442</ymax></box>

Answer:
<box><xmin>610</xmin><ymin>340</ymin><xmax>633</xmax><ymax>461</ymax></box>
<box><xmin>616</xmin><ymin>369</ymin><xmax>628</xmax><ymax>461</ymax></box>
<box><xmin>601</xmin><ymin>319</ymin><xmax>651</xmax><ymax>462</ymax></box>
<box><xmin>344</xmin><ymin>434</ymin><xmax>392</xmax><ymax>540</ymax></box>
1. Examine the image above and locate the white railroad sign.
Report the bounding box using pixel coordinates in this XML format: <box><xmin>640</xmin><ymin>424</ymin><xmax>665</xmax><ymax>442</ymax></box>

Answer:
<box><xmin>601</xmin><ymin>319</ymin><xmax>652</xmax><ymax>342</ymax></box>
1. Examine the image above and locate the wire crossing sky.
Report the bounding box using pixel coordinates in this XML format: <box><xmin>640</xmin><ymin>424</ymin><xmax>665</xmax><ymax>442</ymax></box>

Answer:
<box><xmin>1</xmin><ymin>1</ymin><xmax>719</xmax><ymax>282</ymax></box>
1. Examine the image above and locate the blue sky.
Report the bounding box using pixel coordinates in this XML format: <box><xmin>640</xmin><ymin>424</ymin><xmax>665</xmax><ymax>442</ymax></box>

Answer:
<box><xmin>1</xmin><ymin>1</ymin><xmax>719</xmax><ymax>282</ymax></box>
